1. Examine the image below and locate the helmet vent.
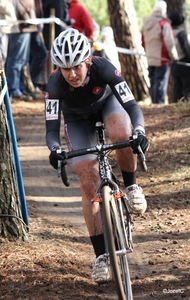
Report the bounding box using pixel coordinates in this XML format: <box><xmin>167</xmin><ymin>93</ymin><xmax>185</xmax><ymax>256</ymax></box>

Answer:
<box><xmin>51</xmin><ymin>28</ymin><xmax>91</xmax><ymax>68</ymax></box>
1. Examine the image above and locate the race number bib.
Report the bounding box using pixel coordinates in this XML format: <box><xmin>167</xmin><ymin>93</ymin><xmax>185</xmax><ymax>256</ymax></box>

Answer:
<box><xmin>114</xmin><ymin>81</ymin><xmax>134</xmax><ymax>103</ymax></box>
<box><xmin>45</xmin><ymin>99</ymin><xmax>59</xmax><ymax>120</ymax></box>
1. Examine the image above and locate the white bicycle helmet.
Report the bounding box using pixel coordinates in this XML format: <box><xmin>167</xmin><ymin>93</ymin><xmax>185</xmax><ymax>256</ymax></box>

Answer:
<box><xmin>50</xmin><ymin>28</ymin><xmax>91</xmax><ymax>68</ymax></box>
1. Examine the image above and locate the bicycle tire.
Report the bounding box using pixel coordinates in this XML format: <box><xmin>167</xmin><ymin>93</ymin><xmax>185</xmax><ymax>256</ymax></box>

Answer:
<box><xmin>110</xmin><ymin>195</ymin><xmax>133</xmax><ymax>300</ymax></box>
<box><xmin>113</xmin><ymin>198</ymin><xmax>133</xmax><ymax>300</ymax></box>
<box><xmin>102</xmin><ymin>185</ymin><xmax>133</xmax><ymax>300</ymax></box>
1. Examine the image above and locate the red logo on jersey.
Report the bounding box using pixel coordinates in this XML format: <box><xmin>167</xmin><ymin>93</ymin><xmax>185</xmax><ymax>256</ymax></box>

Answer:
<box><xmin>115</xmin><ymin>70</ymin><xmax>121</xmax><ymax>76</ymax></box>
<box><xmin>45</xmin><ymin>92</ymin><xmax>49</xmax><ymax>100</ymax></box>
<box><xmin>92</xmin><ymin>86</ymin><xmax>102</xmax><ymax>94</ymax></box>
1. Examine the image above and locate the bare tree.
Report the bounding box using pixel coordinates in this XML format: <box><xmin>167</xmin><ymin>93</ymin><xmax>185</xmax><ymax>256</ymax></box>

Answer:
<box><xmin>0</xmin><ymin>62</ymin><xmax>28</xmax><ymax>241</ymax></box>
<box><xmin>107</xmin><ymin>0</ymin><xmax>150</xmax><ymax>101</ymax></box>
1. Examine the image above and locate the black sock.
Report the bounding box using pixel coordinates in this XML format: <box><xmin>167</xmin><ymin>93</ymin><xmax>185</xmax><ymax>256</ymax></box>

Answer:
<box><xmin>90</xmin><ymin>234</ymin><xmax>105</xmax><ymax>258</ymax></box>
<box><xmin>121</xmin><ymin>171</ymin><xmax>136</xmax><ymax>187</ymax></box>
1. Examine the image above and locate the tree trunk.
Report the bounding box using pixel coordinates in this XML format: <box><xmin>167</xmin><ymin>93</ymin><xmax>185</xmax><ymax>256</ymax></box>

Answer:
<box><xmin>166</xmin><ymin>0</ymin><xmax>186</xmax><ymax>103</ymax></box>
<box><xmin>166</xmin><ymin>0</ymin><xmax>186</xmax><ymax>20</ymax></box>
<box><xmin>0</xmin><ymin>69</ymin><xmax>28</xmax><ymax>241</ymax></box>
<box><xmin>107</xmin><ymin>0</ymin><xmax>150</xmax><ymax>101</ymax></box>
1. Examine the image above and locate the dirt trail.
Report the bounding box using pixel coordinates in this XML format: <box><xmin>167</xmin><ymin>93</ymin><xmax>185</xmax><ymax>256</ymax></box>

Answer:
<box><xmin>18</xmin><ymin>115</ymin><xmax>87</xmax><ymax>234</ymax></box>
<box><xmin>1</xmin><ymin>99</ymin><xmax>189</xmax><ymax>300</ymax></box>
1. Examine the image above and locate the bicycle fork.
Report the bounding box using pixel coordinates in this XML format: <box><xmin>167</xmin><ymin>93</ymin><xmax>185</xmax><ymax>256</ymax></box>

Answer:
<box><xmin>91</xmin><ymin>182</ymin><xmax>134</xmax><ymax>254</ymax></box>
<box><xmin>115</xmin><ymin>194</ymin><xmax>133</xmax><ymax>253</ymax></box>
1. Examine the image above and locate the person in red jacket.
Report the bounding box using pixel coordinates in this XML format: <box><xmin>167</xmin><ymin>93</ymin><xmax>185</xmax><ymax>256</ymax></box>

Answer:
<box><xmin>66</xmin><ymin>0</ymin><xmax>93</xmax><ymax>39</ymax></box>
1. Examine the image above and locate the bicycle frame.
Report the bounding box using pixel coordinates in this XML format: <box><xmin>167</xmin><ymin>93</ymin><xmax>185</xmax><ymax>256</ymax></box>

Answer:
<box><xmin>91</xmin><ymin>122</ymin><xmax>134</xmax><ymax>253</ymax></box>
<box><xmin>57</xmin><ymin>121</ymin><xmax>147</xmax><ymax>300</ymax></box>
<box><xmin>91</xmin><ymin>122</ymin><xmax>134</xmax><ymax>300</ymax></box>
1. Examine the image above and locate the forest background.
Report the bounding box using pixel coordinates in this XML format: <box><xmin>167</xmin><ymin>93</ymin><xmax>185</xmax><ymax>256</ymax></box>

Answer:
<box><xmin>80</xmin><ymin>0</ymin><xmax>190</xmax><ymax>33</ymax></box>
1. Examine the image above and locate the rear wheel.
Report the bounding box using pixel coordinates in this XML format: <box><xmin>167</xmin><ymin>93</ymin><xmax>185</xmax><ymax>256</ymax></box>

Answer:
<box><xmin>102</xmin><ymin>185</ymin><xmax>133</xmax><ymax>300</ymax></box>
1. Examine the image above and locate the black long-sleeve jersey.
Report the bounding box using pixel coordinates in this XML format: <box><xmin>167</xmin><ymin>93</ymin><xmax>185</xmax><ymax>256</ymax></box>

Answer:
<box><xmin>45</xmin><ymin>56</ymin><xmax>145</xmax><ymax>150</ymax></box>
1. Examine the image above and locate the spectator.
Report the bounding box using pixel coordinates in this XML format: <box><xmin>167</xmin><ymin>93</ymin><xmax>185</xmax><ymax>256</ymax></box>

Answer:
<box><xmin>169</xmin><ymin>12</ymin><xmax>190</xmax><ymax>102</ymax></box>
<box><xmin>5</xmin><ymin>0</ymin><xmax>38</xmax><ymax>102</ymax></box>
<box><xmin>142</xmin><ymin>0</ymin><xmax>178</xmax><ymax>104</ymax></box>
<box><xmin>66</xmin><ymin>0</ymin><xmax>93</xmax><ymax>39</ymax></box>
<box><xmin>25</xmin><ymin>0</ymin><xmax>47</xmax><ymax>98</ymax></box>
<box><xmin>92</xmin><ymin>21</ymin><xmax>100</xmax><ymax>42</ymax></box>
<box><xmin>93</xmin><ymin>26</ymin><xmax>121</xmax><ymax>71</ymax></box>
<box><xmin>42</xmin><ymin>0</ymin><xmax>69</xmax><ymax>50</ymax></box>
<box><xmin>91</xmin><ymin>21</ymin><xmax>104</xmax><ymax>55</ymax></box>
<box><xmin>0</xmin><ymin>0</ymin><xmax>17</xmax><ymax>67</ymax></box>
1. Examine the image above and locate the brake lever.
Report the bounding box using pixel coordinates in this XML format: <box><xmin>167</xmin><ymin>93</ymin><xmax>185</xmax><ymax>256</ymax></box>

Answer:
<box><xmin>56</xmin><ymin>148</ymin><xmax>62</xmax><ymax>178</ymax></box>
<box><xmin>137</xmin><ymin>146</ymin><xmax>148</xmax><ymax>172</ymax></box>
<box><xmin>130</xmin><ymin>132</ymin><xmax>148</xmax><ymax>172</ymax></box>
<box><xmin>56</xmin><ymin>149</ymin><xmax>70</xmax><ymax>186</ymax></box>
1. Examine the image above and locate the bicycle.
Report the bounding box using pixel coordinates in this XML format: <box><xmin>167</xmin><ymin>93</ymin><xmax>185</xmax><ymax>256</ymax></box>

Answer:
<box><xmin>57</xmin><ymin>121</ymin><xmax>147</xmax><ymax>300</ymax></box>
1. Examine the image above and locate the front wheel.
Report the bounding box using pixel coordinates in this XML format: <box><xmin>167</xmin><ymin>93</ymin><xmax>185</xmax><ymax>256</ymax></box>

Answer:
<box><xmin>102</xmin><ymin>185</ymin><xmax>133</xmax><ymax>300</ymax></box>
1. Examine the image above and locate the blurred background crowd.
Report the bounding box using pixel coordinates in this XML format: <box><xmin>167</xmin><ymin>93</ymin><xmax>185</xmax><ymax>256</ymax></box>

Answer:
<box><xmin>0</xmin><ymin>0</ymin><xmax>190</xmax><ymax>104</ymax></box>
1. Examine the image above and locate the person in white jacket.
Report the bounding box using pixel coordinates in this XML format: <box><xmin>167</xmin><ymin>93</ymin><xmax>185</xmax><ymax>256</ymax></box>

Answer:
<box><xmin>142</xmin><ymin>1</ymin><xmax>178</xmax><ymax>104</ymax></box>
<box><xmin>92</xmin><ymin>26</ymin><xmax>121</xmax><ymax>72</ymax></box>
<box><xmin>0</xmin><ymin>0</ymin><xmax>18</xmax><ymax>66</ymax></box>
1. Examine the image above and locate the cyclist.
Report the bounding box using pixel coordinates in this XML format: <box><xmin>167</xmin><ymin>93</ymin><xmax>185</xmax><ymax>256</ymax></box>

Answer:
<box><xmin>45</xmin><ymin>28</ymin><xmax>149</xmax><ymax>283</ymax></box>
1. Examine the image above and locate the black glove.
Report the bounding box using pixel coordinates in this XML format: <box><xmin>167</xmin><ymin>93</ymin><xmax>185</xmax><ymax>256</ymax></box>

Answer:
<box><xmin>49</xmin><ymin>147</ymin><xmax>67</xmax><ymax>170</ymax></box>
<box><xmin>130</xmin><ymin>130</ymin><xmax>149</xmax><ymax>154</ymax></box>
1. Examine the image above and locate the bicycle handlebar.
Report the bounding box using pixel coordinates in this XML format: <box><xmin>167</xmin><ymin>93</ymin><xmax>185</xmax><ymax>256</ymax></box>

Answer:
<box><xmin>57</xmin><ymin>139</ymin><xmax>147</xmax><ymax>186</ymax></box>
<box><xmin>67</xmin><ymin>140</ymin><xmax>131</xmax><ymax>159</ymax></box>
